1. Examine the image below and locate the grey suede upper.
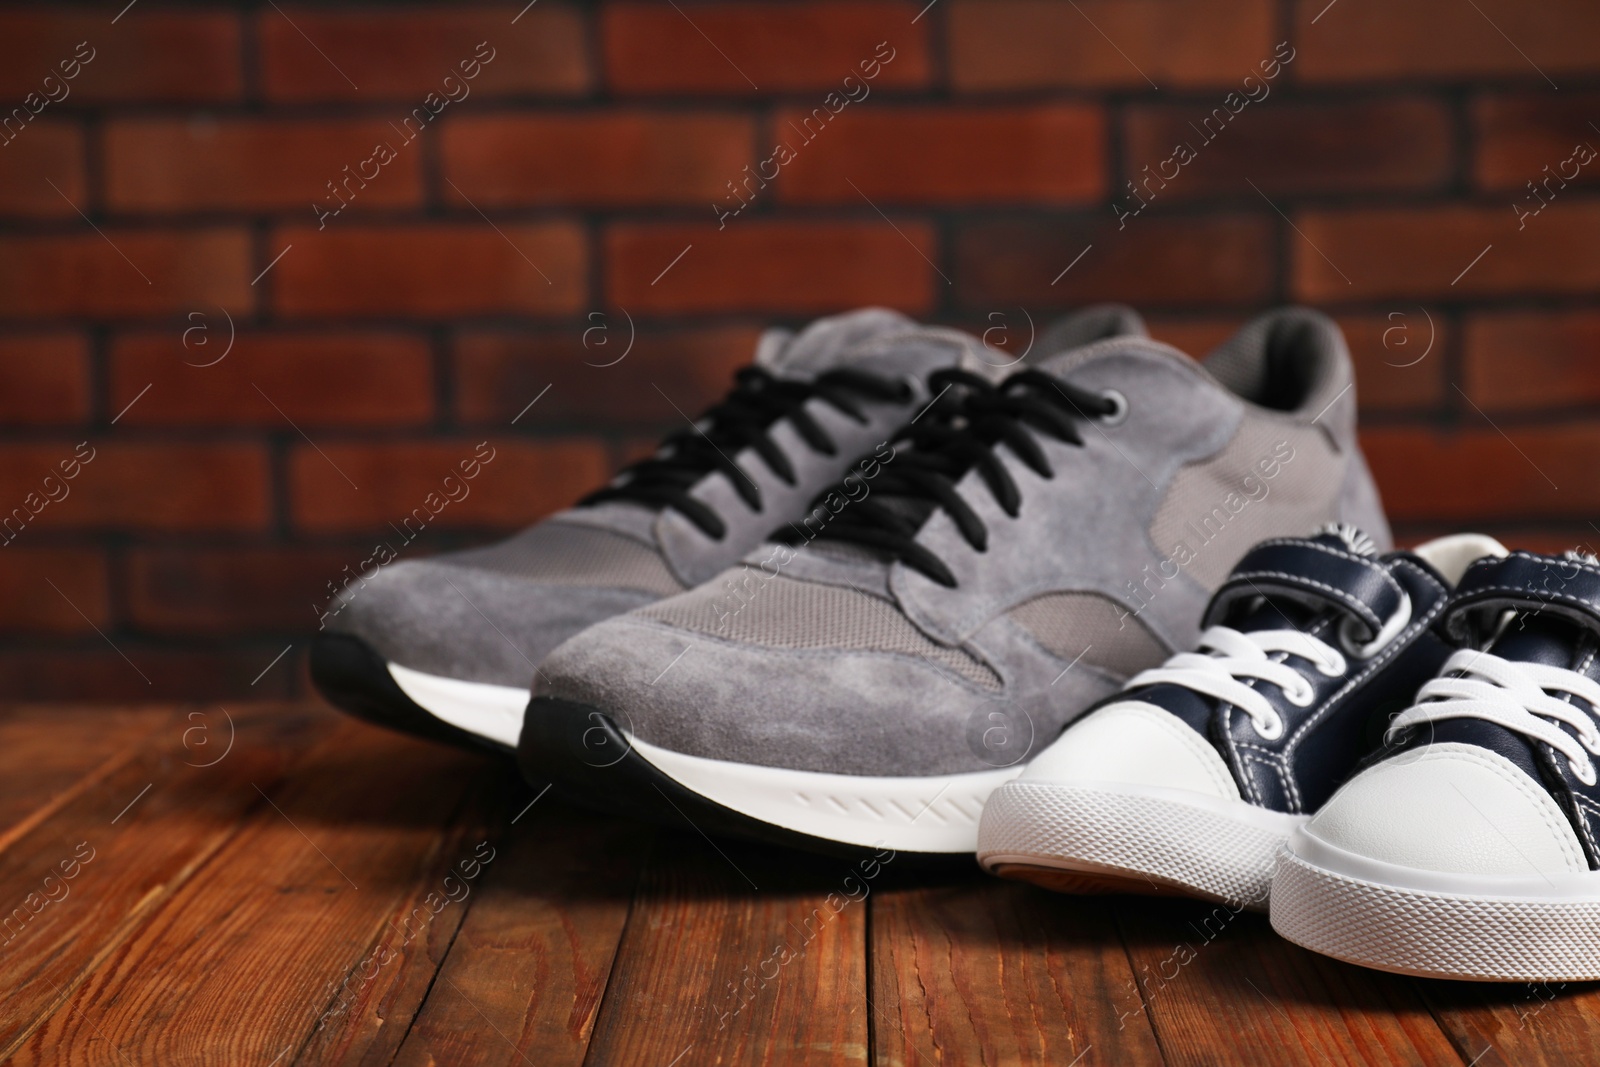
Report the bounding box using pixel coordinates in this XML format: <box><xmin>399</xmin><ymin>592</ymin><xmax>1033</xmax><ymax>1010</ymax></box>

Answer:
<box><xmin>326</xmin><ymin>308</ymin><xmax>1035</xmax><ymax>688</ymax></box>
<box><xmin>534</xmin><ymin>308</ymin><xmax>1394</xmax><ymax>778</ymax></box>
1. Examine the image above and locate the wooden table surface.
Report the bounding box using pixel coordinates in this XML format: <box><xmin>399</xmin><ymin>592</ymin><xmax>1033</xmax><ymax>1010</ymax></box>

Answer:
<box><xmin>2</xmin><ymin>702</ymin><xmax>1597</xmax><ymax>1066</ymax></box>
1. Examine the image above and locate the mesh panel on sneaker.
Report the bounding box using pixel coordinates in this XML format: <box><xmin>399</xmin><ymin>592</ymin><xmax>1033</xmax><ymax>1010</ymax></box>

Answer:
<box><xmin>636</xmin><ymin>573</ymin><xmax>1001</xmax><ymax>688</ymax></box>
<box><xmin>1008</xmin><ymin>591</ymin><xmax>1171</xmax><ymax>679</ymax></box>
<box><xmin>1148</xmin><ymin>419</ymin><xmax>1342</xmax><ymax>590</ymax></box>
<box><xmin>439</xmin><ymin>522</ymin><xmax>684</xmax><ymax>595</ymax></box>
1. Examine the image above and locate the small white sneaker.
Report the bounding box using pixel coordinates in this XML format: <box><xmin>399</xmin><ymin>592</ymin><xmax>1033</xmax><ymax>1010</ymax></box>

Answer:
<box><xmin>1271</xmin><ymin>549</ymin><xmax>1600</xmax><ymax>981</ymax></box>
<box><xmin>977</xmin><ymin>528</ymin><xmax>1506</xmax><ymax>909</ymax></box>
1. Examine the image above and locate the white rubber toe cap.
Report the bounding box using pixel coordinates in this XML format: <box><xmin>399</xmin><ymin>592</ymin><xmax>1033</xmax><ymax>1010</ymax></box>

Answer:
<box><xmin>1020</xmin><ymin>700</ymin><xmax>1240</xmax><ymax>800</ymax></box>
<box><xmin>1305</xmin><ymin>742</ymin><xmax>1589</xmax><ymax>879</ymax></box>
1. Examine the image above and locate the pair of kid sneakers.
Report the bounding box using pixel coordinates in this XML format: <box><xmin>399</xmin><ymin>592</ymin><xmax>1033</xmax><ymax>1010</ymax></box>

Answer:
<box><xmin>310</xmin><ymin>304</ymin><xmax>1599</xmax><ymax>983</ymax></box>
<box><xmin>982</xmin><ymin>527</ymin><xmax>1600</xmax><ymax>985</ymax></box>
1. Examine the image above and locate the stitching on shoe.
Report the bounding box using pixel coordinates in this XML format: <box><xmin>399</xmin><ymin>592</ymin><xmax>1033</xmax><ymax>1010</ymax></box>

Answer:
<box><xmin>1571</xmin><ymin>795</ymin><xmax>1600</xmax><ymax>863</ymax></box>
<box><xmin>1282</xmin><ymin>559</ymin><xmax>1449</xmax><ymax>752</ymax></box>
<box><xmin>1226</xmin><ymin>568</ymin><xmax>1388</xmax><ymax>629</ymax></box>
<box><xmin>1237</xmin><ymin>742</ymin><xmax>1303</xmax><ymax>812</ymax></box>
<box><xmin>1505</xmin><ymin>549</ymin><xmax>1600</xmax><ymax>581</ymax></box>
<box><xmin>1248</xmin><ymin>538</ymin><xmax>1406</xmax><ymax>602</ymax></box>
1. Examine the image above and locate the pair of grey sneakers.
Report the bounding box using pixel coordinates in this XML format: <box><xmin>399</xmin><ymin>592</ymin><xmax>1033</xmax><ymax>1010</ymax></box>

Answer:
<box><xmin>312</xmin><ymin>304</ymin><xmax>1392</xmax><ymax>855</ymax></box>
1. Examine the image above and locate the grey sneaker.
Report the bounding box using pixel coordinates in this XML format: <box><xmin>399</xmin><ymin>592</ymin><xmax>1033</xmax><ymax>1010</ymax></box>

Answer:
<box><xmin>311</xmin><ymin>306</ymin><xmax>1144</xmax><ymax>752</ymax></box>
<box><xmin>519</xmin><ymin>308</ymin><xmax>1393</xmax><ymax>853</ymax></box>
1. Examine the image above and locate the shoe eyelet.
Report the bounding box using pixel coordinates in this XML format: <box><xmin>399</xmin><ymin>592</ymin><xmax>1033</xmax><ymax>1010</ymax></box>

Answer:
<box><xmin>1252</xmin><ymin>710</ymin><xmax>1285</xmax><ymax>741</ymax></box>
<box><xmin>1314</xmin><ymin>652</ymin><xmax>1348</xmax><ymax>677</ymax></box>
<box><xmin>1284</xmin><ymin>680</ymin><xmax>1315</xmax><ymax>708</ymax></box>
<box><xmin>1097</xmin><ymin>388</ymin><xmax>1129</xmax><ymax>427</ymax></box>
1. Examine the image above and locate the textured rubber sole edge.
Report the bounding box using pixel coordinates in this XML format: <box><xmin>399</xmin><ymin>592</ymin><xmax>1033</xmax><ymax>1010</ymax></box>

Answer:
<box><xmin>517</xmin><ymin>696</ymin><xmax>1012</xmax><ymax>858</ymax></box>
<box><xmin>976</xmin><ymin>780</ymin><xmax>1305</xmax><ymax>910</ymax></box>
<box><xmin>1270</xmin><ymin>848</ymin><xmax>1600</xmax><ymax>982</ymax></box>
<box><xmin>309</xmin><ymin>633</ymin><xmax>513</xmax><ymax>756</ymax></box>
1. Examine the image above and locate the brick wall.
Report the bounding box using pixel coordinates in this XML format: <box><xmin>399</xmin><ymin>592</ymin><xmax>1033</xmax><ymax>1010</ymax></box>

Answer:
<box><xmin>1</xmin><ymin>1</ymin><xmax>1596</xmax><ymax>700</ymax></box>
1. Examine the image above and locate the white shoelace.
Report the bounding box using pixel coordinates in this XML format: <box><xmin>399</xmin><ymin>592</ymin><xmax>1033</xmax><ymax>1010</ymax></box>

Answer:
<box><xmin>1389</xmin><ymin>648</ymin><xmax>1600</xmax><ymax>785</ymax></box>
<box><xmin>1126</xmin><ymin>625</ymin><xmax>1347</xmax><ymax>740</ymax></box>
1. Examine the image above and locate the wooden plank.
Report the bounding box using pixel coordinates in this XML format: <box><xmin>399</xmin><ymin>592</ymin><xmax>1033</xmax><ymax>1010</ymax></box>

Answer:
<box><xmin>387</xmin><ymin>797</ymin><xmax>652</xmax><ymax>1067</ymax></box>
<box><xmin>0</xmin><ymin>705</ymin><xmax>171</xmax><ymax>850</ymax></box>
<box><xmin>1419</xmin><ymin>978</ymin><xmax>1600</xmax><ymax>1067</ymax></box>
<box><xmin>289</xmin><ymin>760</ymin><xmax>507</xmax><ymax>1067</ymax></box>
<box><xmin>870</xmin><ymin>869</ymin><xmax>1164</xmax><ymax>1067</ymax></box>
<box><xmin>581</xmin><ymin>830</ymin><xmax>873</xmax><ymax>1066</ymax></box>
<box><xmin>6</xmin><ymin>714</ymin><xmax>499</xmax><ymax>1067</ymax></box>
<box><xmin>1112</xmin><ymin>896</ymin><xmax>1466</xmax><ymax>1066</ymax></box>
<box><xmin>0</xmin><ymin>702</ymin><xmax>336</xmax><ymax>1060</ymax></box>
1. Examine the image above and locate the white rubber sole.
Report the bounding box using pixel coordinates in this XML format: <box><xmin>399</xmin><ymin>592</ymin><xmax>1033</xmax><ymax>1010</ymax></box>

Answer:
<box><xmin>627</xmin><ymin>733</ymin><xmax>1024</xmax><ymax>853</ymax></box>
<box><xmin>976</xmin><ymin>779</ymin><xmax>1306</xmax><ymax>910</ymax></box>
<box><xmin>1271</xmin><ymin>829</ymin><xmax>1600</xmax><ymax>982</ymax></box>
<box><xmin>387</xmin><ymin>663</ymin><xmax>529</xmax><ymax>749</ymax></box>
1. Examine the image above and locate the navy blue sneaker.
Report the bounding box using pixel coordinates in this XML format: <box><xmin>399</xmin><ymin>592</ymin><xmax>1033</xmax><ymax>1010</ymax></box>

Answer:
<box><xmin>977</xmin><ymin>527</ymin><xmax>1508</xmax><ymax>908</ymax></box>
<box><xmin>1273</xmin><ymin>548</ymin><xmax>1600</xmax><ymax>981</ymax></box>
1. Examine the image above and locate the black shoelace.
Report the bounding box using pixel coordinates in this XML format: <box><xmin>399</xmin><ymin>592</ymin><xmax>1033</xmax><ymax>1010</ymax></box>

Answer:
<box><xmin>582</xmin><ymin>365</ymin><xmax>911</xmax><ymax>539</ymax></box>
<box><xmin>779</xmin><ymin>367</ymin><xmax>1118</xmax><ymax>587</ymax></box>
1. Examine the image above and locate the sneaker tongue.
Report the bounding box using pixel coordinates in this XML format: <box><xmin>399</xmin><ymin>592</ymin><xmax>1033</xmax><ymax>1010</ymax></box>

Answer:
<box><xmin>754</xmin><ymin>307</ymin><xmax>918</xmax><ymax>376</ymax></box>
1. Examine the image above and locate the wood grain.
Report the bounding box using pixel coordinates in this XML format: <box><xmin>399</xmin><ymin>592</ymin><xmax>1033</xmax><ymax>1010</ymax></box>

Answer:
<box><xmin>13</xmin><ymin>704</ymin><xmax>1600</xmax><ymax>1067</ymax></box>
<box><xmin>0</xmin><ymin>703</ymin><xmax>335</xmax><ymax>1060</ymax></box>
<box><xmin>389</xmin><ymin>796</ymin><xmax>651</xmax><ymax>1067</ymax></box>
<box><xmin>871</xmin><ymin>869</ymin><xmax>1164</xmax><ymax>1067</ymax></box>
<box><xmin>7</xmin><ymin>718</ymin><xmax>495</xmax><ymax>1066</ymax></box>
<box><xmin>1112</xmin><ymin>896</ymin><xmax>1465</xmax><ymax>1066</ymax></box>
<box><xmin>1419</xmin><ymin>978</ymin><xmax>1600</xmax><ymax>1066</ymax></box>
<box><xmin>0</xmin><ymin>705</ymin><xmax>171</xmax><ymax>851</ymax></box>
<box><xmin>582</xmin><ymin>829</ymin><xmax>874</xmax><ymax>1066</ymax></box>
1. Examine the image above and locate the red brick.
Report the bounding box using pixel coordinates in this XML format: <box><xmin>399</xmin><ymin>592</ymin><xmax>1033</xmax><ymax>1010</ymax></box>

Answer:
<box><xmin>0</xmin><ymin>549</ymin><xmax>109</xmax><ymax>634</ymax></box>
<box><xmin>106</xmin><ymin>119</ymin><xmax>423</xmax><ymax>213</ymax></box>
<box><xmin>950</xmin><ymin>0</ymin><xmax>1278</xmax><ymax>91</ymax></box>
<box><xmin>1123</xmin><ymin>98</ymin><xmax>1452</xmax><ymax>199</ymax></box>
<box><xmin>272</xmin><ymin>224</ymin><xmax>586</xmax><ymax>318</ymax></box>
<box><xmin>456</xmin><ymin>325</ymin><xmax>763</xmax><ymax>427</ymax></box>
<box><xmin>1362</xmin><ymin>425</ymin><xmax>1598</xmax><ymax>523</ymax></box>
<box><xmin>776</xmin><ymin>105</ymin><xmax>1104</xmax><ymax>205</ymax></box>
<box><xmin>1336</xmin><ymin>313</ymin><xmax>1448</xmax><ymax>412</ymax></box>
<box><xmin>606</xmin><ymin>222</ymin><xmax>936</xmax><ymax>315</ymax></box>
<box><xmin>0</xmin><ymin>13</ymin><xmax>240</xmax><ymax>102</ymax></box>
<box><xmin>0</xmin><ymin>122</ymin><xmax>84</xmax><ymax>217</ymax></box>
<box><xmin>443</xmin><ymin>113</ymin><xmax>754</xmax><ymax>207</ymax></box>
<box><xmin>1296</xmin><ymin>0</ymin><xmax>1600</xmax><ymax>83</ymax></box>
<box><xmin>603</xmin><ymin>2</ymin><xmax>929</xmax><ymax>94</ymax></box>
<box><xmin>0</xmin><ymin>229</ymin><xmax>251</xmax><ymax>319</ymax></box>
<box><xmin>1292</xmin><ymin>204</ymin><xmax>1600</xmax><ymax>302</ymax></box>
<box><xmin>289</xmin><ymin>439</ymin><xmax>610</xmax><ymax>534</ymax></box>
<box><xmin>0</xmin><ymin>334</ymin><xmax>90</xmax><ymax>424</ymax></box>
<box><xmin>0</xmin><ymin>443</ymin><xmax>269</xmax><ymax>535</ymax></box>
<box><xmin>0</xmin><ymin>647</ymin><xmax>301</xmax><ymax>701</ymax></box>
<box><xmin>109</xmin><ymin>332</ymin><xmax>434</xmax><ymax>428</ymax></box>
<box><xmin>954</xmin><ymin>214</ymin><xmax>1275</xmax><ymax>308</ymax></box>
<box><xmin>259</xmin><ymin>6</ymin><xmax>588</xmax><ymax>101</ymax></box>
<box><xmin>1464</xmin><ymin>311</ymin><xmax>1600</xmax><ymax>413</ymax></box>
<box><xmin>127</xmin><ymin>546</ymin><xmax>362</xmax><ymax>635</ymax></box>
<box><xmin>1473</xmin><ymin>92</ymin><xmax>1600</xmax><ymax>191</ymax></box>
